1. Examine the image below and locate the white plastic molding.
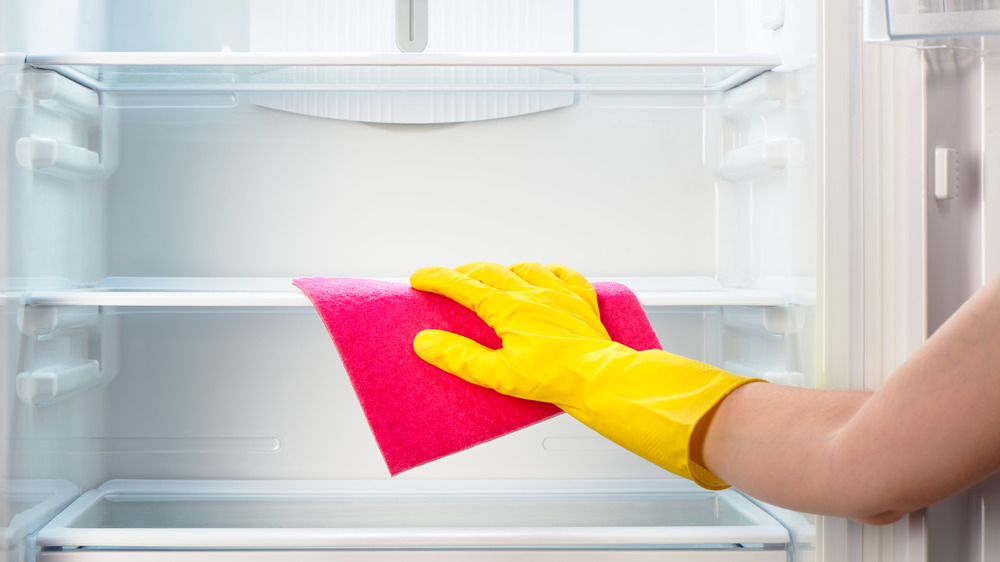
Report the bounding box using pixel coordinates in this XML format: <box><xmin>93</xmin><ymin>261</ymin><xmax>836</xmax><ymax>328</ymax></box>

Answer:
<box><xmin>17</xmin><ymin>304</ymin><xmax>100</xmax><ymax>336</ymax></box>
<box><xmin>722</xmin><ymin>305</ymin><xmax>805</xmax><ymax>335</ymax></box>
<box><xmin>723</xmin><ymin>71</ymin><xmax>794</xmax><ymax>117</ymax></box>
<box><xmin>16</xmin><ymin>68</ymin><xmax>101</xmax><ymax>119</ymax></box>
<box><xmin>16</xmin><ymin>306</ymin><xmax>120</xmax><ymax>406</ymax></box>
<box><xmin>15</xmin><ymin>136</ymin><xmax>101</xmax><ymax>180</ymax></box>
<box><xmin>723</xmin><ymin>360</ymin><xmax>805</xmax><ymax>387</ymax></box>
<box><xmin>719</xmin><ymin>137</ymin><xmax>805</xmax><ymax>182</ymax></box>
<box><xmin>17</xmin><ymin>359</ymin><xmax>102</xmax><ymax>406</ymax></box>
<box><xmin>934</xmin><ymin>147</ymin><xmax>960</xmax><ymax>200</ymax></box>
<box><xmin>1</xmin><ymin>480</ymin><xmax>80</xmax><ymax>550</ymax></box>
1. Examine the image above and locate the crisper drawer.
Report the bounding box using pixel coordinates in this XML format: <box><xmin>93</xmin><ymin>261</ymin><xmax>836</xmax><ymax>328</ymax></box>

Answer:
<box><xmin>35</xmin><ymin>479</ymin><xmax>789</xmax><ymax>561</ymax></box>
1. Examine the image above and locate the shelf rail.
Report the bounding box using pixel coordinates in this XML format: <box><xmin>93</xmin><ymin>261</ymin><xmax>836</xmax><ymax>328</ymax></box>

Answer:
<box><xmin>23</xmin><ymin>277</ymin><xmax>804</xmax><ymax>308</ymax></box>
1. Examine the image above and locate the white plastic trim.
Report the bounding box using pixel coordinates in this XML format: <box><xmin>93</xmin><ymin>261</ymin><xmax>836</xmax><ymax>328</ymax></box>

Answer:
<box><xmin>15</xmin><ymin>307</ymin><xmax>120</xmax><ymax>406</ymax></box>
<box><xmin>719</xmin><ymin>138</ymin><xmax>805</xmax><ymax>182</ymax></box>
<box><xmin>16</xmin><ymin>68</ymin><xmax>100</xmax><ymax>117</ymax></box>
<box><xmin>17</xmin><ymin>305</ymin><xmax>99</xmax><ymax>336</ymax></box>
<box><xmin>723</xmin><ymin>71</ymin><xmax>793</xmax><ymax>115</ymax></box>
<box><xmin>15</xmin><ymin>136</ymin><xmax>101</xmax><ymax>180</ymax></box>
<box><xmin>1</xmin><ymin>480</ymin><xmax>80</xmax><ymax>547</ymax></box>
<box><xmin>722</xmin><ymin>361</ymin><xmax>805</xmax><ymax>387</ymax></box>
<box><xmin>16</xmin><ymin>360</ymin><xmax>101</xmax><ymax>406</ymax></box>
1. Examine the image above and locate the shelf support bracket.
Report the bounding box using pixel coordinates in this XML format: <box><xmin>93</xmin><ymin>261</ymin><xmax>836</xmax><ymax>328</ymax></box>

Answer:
<box><xmin>16</xmin><ymin>306</ymin><xmax>120</xmax><ymax>407</ymax></box>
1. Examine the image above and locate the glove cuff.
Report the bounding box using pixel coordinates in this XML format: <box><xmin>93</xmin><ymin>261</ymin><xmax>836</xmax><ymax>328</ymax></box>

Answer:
<box><xmin>684</xmin><ymin>373</ymin><xmax>761</xmax><ymax>490</ymax></box>
<box><xmin>573</xmin><ymin>349</ymin><xmax>764</xmax><ymax>490</ymax></box>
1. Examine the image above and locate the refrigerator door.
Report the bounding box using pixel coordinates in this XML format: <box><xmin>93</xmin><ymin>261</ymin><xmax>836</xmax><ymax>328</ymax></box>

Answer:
<box><xmin>857</xmin><ymin>1</ymin><xmax>1000</xmax><ymax>561</ymax></box>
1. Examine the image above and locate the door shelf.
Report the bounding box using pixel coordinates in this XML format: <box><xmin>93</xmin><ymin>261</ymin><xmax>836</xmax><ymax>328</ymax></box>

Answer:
<box><xmin>35</xmin><ymin>479</ymin><xmax>790</xmax><ymax>551</ymax></box>
<box><xmin>23</xmin><ymin>277</ymin><xmax>797</xmax><ymax>309</ymax></box>
<box><xmin>25</xmin><ymin>52</ymin><xmax>780</xmax><ymax>93</ymax></box>
<box><xmin>867</xmin><ymin>0</ymin><xmax>1000</xmax><ymax>42</ymax></box>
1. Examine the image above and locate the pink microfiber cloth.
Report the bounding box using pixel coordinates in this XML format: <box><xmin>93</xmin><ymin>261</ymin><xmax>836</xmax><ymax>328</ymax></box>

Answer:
<box><xmin>293</xmin><ymin>277</ymin><xmax>663</xmax><ymax>475</ymax></box>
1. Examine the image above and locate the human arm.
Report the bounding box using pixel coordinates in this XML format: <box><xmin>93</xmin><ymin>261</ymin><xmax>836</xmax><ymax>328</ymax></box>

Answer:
<box><xmin>411</xmin><ymin>262</ymin><xmax>1000</xmax><ymax>524</ymax></box>
<box><xmin>702</xmin><ymin>271</ymin><xmax>1000</xmax><ymax>524</ymax></box>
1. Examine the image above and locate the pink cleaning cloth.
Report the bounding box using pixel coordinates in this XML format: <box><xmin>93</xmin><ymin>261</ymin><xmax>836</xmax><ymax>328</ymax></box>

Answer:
<box><xmin>293</xmin><ymin>277</ymin><xmax>663</xmax><ymax>475</ymax></box>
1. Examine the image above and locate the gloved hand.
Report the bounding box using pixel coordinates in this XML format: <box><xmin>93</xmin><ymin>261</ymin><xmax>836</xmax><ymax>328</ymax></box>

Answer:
<box><xmin>410</xmin><ymin>261</ymin><xmax>762</xmax><ymax>490</ymax></box>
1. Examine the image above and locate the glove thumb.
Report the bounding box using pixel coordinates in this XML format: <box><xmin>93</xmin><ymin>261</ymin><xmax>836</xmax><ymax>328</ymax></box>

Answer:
<box><xmin>413</xmin><ymin>329</ymin><xmax>503</xmax><ymax>389</ymax></box>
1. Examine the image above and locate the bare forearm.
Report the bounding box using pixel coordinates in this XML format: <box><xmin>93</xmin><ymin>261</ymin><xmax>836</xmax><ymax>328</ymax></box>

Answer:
<box><xmin>700</xmin><ymin>383</ymin><xmax>876</xmax><ymax>520</ymax></box>
<box><xmin>701</xmin><ymin>272</ymin><xmax>1000</xmax><ymax>524</ymax></box>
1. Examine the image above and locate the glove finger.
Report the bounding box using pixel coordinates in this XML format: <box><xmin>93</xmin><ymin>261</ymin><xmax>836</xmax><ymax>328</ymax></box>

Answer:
<box><xmin>546</xmin><ymin>263</ymin><xmax>596</xmax><ymax>293</ymax></box>
<box><xmin>508</xmin><ymin>261</ymin><xmax>587</xmax><ymax>304</ymax></box>
<box><xmin>455</xmin><ymin>261</ymin><xmax>532</xmax><ymax>292</ymax></box>
<box><xmin>413</xmin><ymin>329</ymin><xmax>510</xmax><ymax>390</ymax></box>
<box><xmin>508</xmin><ymin>262</ymin><xmax>577</xmax><ymax>295</ymax></box>
<box><xmin>410</xmin><ymin>266</ymin><xmax>494</xmax><ymax>313</ymax></box>
<box><xmin>507</xmin><ymin>262</ymin><xmax>609</xmax><ymax>340</ymax></box>
<box><xmin>545</xmin><ymin>263</ymin><xmax>603</xmax><ymax>318</ymax></box>
<box><xmin>510</xmin><ymin>261</ymin><xmax>602</xmax><ymax>316</ymax></box>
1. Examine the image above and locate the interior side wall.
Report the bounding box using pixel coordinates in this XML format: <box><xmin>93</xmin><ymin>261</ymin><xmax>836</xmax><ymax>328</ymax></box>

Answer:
<box><xmin>1</xmin><ymin>0</ymin><xmax>15</xmax><ymax>536</ymax></box>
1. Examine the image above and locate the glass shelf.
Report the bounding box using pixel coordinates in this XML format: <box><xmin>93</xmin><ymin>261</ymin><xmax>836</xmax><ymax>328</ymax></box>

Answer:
<box><xmin>36</xmin><ymin>479</ymin><xmax>790</xmax><ymax>550</ymax></box>
<box><xmin>24</xmin><ymin>52</ymin><xmax>781</xmax><ymax>93</ymax></box>
<box><xmin>23</xmin><ymin>277</ymin><xmax>796</xmax><ymax>308</ymax></box>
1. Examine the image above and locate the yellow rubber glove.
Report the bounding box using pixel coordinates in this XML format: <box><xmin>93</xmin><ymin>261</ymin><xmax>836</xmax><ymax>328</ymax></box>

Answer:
<box><xmin>410</xmin><ymin>262</ymin><xmax>763</xmax><ymax>490</ymax></box>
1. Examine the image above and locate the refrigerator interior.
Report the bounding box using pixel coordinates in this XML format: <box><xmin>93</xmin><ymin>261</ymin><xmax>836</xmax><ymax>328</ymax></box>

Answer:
<box><xmin>3</xmin><ymin>0</ymin><xmax>818</xmax><ymax>559</ymax></box>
